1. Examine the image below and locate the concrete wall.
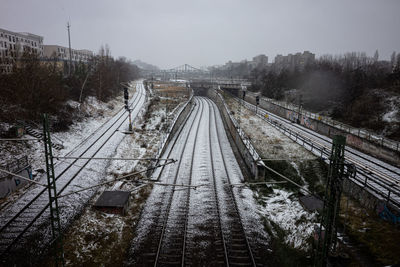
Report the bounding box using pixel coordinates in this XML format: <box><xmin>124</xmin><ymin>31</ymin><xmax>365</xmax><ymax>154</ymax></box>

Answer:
<box><xmin>242</xmin><ymin>93</ymin><xmax>400</xmax><ymax>166</ymax></box>
<box><xmin>149</xmin><ymin>93</ymin><xmax>194</xmax><ymax>179</ymax></box>
<box><xmin>206</xmin><ymin>89</ymin><xmax>265</xmax><ymax>180</ymax></box>
<box><xmin>163</xmin><ymin>96</ymin><xmax>194</xmax><ymax>154</ymax></box>
<box><xmin>342</xmin><ymin>178</ymin><xmax>400</xmax><ymax>215</ymax></box>
<box><xmin>0</xmin><ymin>167</ymin><xmax>32</xmax><ymax>198</ymax></box>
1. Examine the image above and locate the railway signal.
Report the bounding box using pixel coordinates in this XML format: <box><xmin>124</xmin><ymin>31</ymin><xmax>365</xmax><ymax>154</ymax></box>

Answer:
<box><xmin>124</xmin><ymin>87</ymin><xmax>129</xmax><ymax>110</ymax></box>
<box><xmin>123</xmin><ymin>86</ymin><xmax>132</xmax><ymax>132</ymax></box>
<box><xmin>255</xmin><ymin>95</ymin><xmax>260</xmax><ymax>114</ymax></box>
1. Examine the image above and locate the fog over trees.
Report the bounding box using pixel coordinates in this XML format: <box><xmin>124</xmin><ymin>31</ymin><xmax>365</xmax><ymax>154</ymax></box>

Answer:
<box><xmin>248</xmin><ymin>52</ymin><xmax>400</xmax><ymax>139</ymax></box>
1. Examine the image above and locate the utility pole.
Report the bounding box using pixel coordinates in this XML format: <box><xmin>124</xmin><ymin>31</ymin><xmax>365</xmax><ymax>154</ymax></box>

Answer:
<box><xmin>43</xmin><ymin>114</ymin><xmax>65</xmax><ymax>266</ymax></box>
<box><xmin>315</xmin><ymin>135</ymin><xmax>346</xmax><ymax>267</ymax></box>
<box><xmin>67</xmin><ymin>22</ymin><xmax>72</xmax><ymax>76</ymax></box>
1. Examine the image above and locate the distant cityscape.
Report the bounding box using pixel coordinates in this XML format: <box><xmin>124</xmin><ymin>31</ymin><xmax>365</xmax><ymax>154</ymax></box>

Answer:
<box><xmin>219</xmin><ymin>51</ymin><xmax>316</xmax><ymax>72</ymax></box>
<box><xmin>1</xmin><ymin>26</ymin><xmax>320</xmax><ymax>76</ymax></box>
<box><xmin>0</xmin><ymin>27</ymin><xmax>94</xmax><ymax>74</ymax></box>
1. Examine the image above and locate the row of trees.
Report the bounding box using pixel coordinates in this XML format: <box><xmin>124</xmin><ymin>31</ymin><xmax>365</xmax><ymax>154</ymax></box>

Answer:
<box><xmin>0</xmin><ymin>45</ymin><xmax>140</xmax><ymax>126</ymax></box>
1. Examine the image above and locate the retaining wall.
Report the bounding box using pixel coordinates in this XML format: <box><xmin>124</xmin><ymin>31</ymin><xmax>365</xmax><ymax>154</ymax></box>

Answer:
<box><xmin>207</xmin><ymin>89</ymin><xmax>265</xmax><ymax>180</ymax></box>
<box><xmin>0</xmin><ymin>167</ymin><xmax>32</xmax><ymax>198</ymax></box>
<box><xmin>148</xmin><ymin>92</ymin><xmax>194</xmax><ymax>179</ymax></box>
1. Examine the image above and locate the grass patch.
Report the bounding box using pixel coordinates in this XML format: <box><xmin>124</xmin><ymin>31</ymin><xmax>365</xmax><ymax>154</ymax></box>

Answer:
<box><xmin>57</xmin><ymin>185</ymin><xmax>152</xmax><ymax>267</ymax></box>
<box><xmin>298</xmin><ymin>159</ymin><xmax>328</xmax><ymax>196</ymax></box>
<box><xmin>339</xmin><ymin>196</ymin><xmax>400</xmax><ymax>266</ymax></box>
<box><xmin>264</xmin><ymin>160</ymin><xmax>304</xmax><ymax>192</ymax></box>
<box><xmin>263</xmin><ymin>220</ymin><xmax>313</xmax><ymax>266</ymax></box>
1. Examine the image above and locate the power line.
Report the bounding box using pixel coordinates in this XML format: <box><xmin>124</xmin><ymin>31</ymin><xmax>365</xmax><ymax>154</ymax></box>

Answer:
<box><xmin>56</xmin><ymin>160</ymin><xmax>177</xmax><ymax>198</ymax></box>
<box><xmin>0</xmin><ymin>168</ymin><xmax>47</xmax><ymax>187</ymax></box>
<box><xmin>67</xmin><ymin>21</ymin><xmax>72</xmax><ymax>76</ymax></box>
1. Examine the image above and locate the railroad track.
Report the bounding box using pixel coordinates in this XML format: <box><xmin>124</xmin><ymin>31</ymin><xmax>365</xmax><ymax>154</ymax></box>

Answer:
<box><xmin>131</xmin><ymin>97</ymin><xmax>203</xmax><ymax>266</ymax></box>
<box><xmin>130</xmin><ymin>97</ymin><xmax>258</xmax><ymax>266</ymax></box>
<box><xmin>206</xmin><ymin>97</ymin><xmax>256</xmax><ymax>266</ymax></box>
<box><xmin>227</xmin><ymin>92</ymin><xmax>400</xmax><ymax>209</ymax></box>
<box><xmin>0</xmin><ymin>83</ymin><xmax>146</xmax><ymax>259</ymax></box>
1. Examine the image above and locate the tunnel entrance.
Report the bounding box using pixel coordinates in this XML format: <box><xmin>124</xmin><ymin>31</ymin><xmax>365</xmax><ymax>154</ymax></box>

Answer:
<box><xmin>192</xmin><ymin>86</ymin><xmax>209</xmax><ymax>96</ymax></box>
<box><xmin>190</xmin><ymin>81</ymin><xmax>213</xmax><ymax>96</ymax></box>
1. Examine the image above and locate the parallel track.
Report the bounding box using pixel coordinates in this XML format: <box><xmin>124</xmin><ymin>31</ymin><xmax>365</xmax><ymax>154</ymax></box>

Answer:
<box><xmin>153</xmin><ymin>98</ymin><xmax>203</xmax><ymax>265</ymax></box>
<box><xmin>131</xmin><ymin>97</ymin><xmax>257</xmax><ymax>266</ymax></box>
<box><xmin>207</xmin><ymin>97</ymin><xmax>256</xmax><ymax>266</ymax></box>
<box><xmin>132</xmin><ymin>97</ymin><xmax>203</xmax><ymax>266</ymax></box>
<box><xmin>227</xmin><ymin>92</ymin><xmax>400</xmax><ymax>209</ymax></box>
<box><xmin>0</xmin><ymin>83</ymin><xmax>146</xmax><ymax>258</ymax></box>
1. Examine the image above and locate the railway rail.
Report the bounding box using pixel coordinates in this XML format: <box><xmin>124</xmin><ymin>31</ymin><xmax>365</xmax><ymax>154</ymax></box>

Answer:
<box><xmin>0</xmin><ymin>83</ymin><xmax>146</xmax><ymax>259</ymax></box>
<box><xmin>130</xmin><ymin>97</ymin><xmax>258</xmax><ymax>266</ymax></box>
<box><xmin>226</xmin><ymin>91</ymin><xmax>400</xmax><ymax>210</ymax></box>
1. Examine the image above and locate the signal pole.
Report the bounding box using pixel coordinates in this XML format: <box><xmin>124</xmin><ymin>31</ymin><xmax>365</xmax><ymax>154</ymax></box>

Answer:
<box><xmin>315</xmin><ymin>135</ymin><xmax>346</xmax><ymax>267</ymax></box>
<box><xmin>255</xmin><ymin>95</ymin><xmax>260</xmax><ymax>115</ymax></box>
<box><xmin>43</xmin><ymin>114</ymin><xmax>65</xmax><ymax>266</ymax></box>
<box><xmin>67</xmin><ymin>22</ymin><xmax>72</xmax><ymax>76</ymax></box>
<box><xmin>123</xmin><ymin>86</ymin><xmax>132</xmax><ymax>132</ymax></box>
<box><xmin>238</xmin><ymin>87</ymin><xmax>246</xmax><ymax>129</ymax></box>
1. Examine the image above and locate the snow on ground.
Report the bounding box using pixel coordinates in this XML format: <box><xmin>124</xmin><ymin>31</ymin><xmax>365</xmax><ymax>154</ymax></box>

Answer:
<box><xmin>61</xmin><ymin>89</ymin><xmax>188</xmax><ymax>266</ymax></box>
<box><xmin>223</xmin><ymin>93</ymin><xmax>320</xmax><ymax>250</ymax></box>
<box><xmin>257</xmin><ymin>189</ymin><xmax>317</xmax><ymax>249</ymax></box>
<box><xmin>382</xmin><ymin>96</ymin><xmax>400</xmax><ymax>123</ymax></box>
<box><xmin>128</xmin><ymin>97</ymin><xmax>271</xmax><ymax>265</ymax></box>
<box><xmin>1</xmin><ymin>89</ymin><xmax>130</xmax><ymax>173</ymax></box>
<box><xmin>54</xmin><ymin>94</ymin><xmax>129</xmax><ymax>156</ymax></box>
<box><xmin>0</xmin><ymin>88</ymin><xmax>133</xmax><ymax>210</ymax></box>
<box><xmin>227</xmin><ymin>97</ymin><xmax>315</xmax><ymax>161</ymax></box>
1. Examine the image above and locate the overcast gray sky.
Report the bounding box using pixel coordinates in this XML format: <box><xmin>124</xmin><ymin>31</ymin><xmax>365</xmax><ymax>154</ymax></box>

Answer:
<box><xmin>1</xmin><ymin>0</ymin><xmax>399</xmax><ymax>69</ymax></box>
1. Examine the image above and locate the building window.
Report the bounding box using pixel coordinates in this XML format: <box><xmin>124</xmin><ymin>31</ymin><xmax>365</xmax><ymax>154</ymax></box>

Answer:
<box><xmin>12</xmin><ymin>37</ymin><xmax>15</xmax><ymax>42</ymax></box>
<box><xmin>9</xmin><ymin>36</ymin><xmax>11</xmax><ymax>42</ymax></box>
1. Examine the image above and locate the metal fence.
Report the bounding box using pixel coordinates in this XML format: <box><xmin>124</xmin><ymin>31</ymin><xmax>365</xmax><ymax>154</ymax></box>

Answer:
<box><xmin>216</xmin><ymin>92</ymin><xmax>264</xmax><ymax>166</ymax></box>
<box><xmin>235</xmin><ymin>96</ymin><xmax>400</xmax><ymax>210</ymax></box>
<box><xmin>259</xmin><ymin>96</ymin><xmax>400</xmax><ymax>152</ymax></box>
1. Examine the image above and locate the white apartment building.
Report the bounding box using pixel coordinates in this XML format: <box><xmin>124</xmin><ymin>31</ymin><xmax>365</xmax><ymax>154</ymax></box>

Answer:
<box><xmin>43</xmin><ymin>45</ymin><xmax>93</xmax><ymax>63</ymax></box>
<box><xmin>0</xmin><ymin>28</ymin><xmax>44</xmax><ymax>73</ymax></box>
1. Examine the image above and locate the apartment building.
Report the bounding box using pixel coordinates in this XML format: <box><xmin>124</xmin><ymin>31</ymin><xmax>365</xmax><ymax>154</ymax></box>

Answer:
<box><xmin>274</xmin><ymin>51</ymin><xmax>315</xmax><ymax>71</ymax></box>
<box><xmin>0</xmin><ymin>28</ymin><xmax>44</xmax><ymax>73</ymax></box>
<box><xmin>43</xmin><ymin>45</ymin><xmax>93</xmax><ymax>62</ymax></box>
<box><xmin>252</xmin><ymin>54</ymin><xmax>268</xmax><ymax>67</ymax></box>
